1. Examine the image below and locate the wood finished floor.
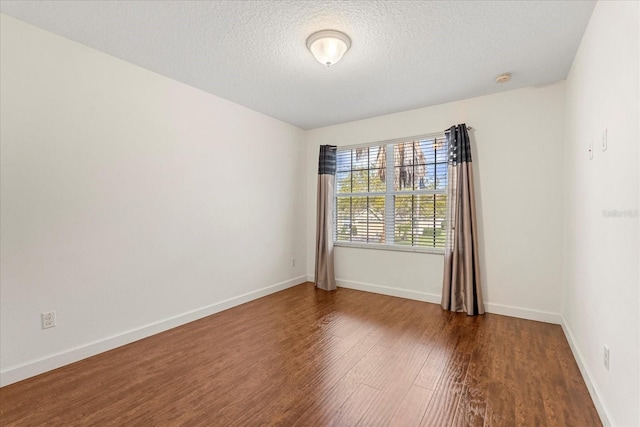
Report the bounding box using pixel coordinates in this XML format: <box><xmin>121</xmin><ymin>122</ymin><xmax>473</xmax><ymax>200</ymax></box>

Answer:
<box><xmin>1</xmin><ymin>283</ymin><xmax>601</xmax><ymax>426</ymax></box>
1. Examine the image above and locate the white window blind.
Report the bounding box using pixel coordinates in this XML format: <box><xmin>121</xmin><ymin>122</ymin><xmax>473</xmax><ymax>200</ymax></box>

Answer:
<box><xmin>335</xmin><ymin>135</ymin><xmax>448</xmax><ymax>251</ymax></box>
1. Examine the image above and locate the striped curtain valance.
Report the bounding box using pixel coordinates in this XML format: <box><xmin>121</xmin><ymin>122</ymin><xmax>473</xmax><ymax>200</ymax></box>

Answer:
<box><xmin>318</xmin><ymin>145</ymin><xmax>337</xmax><ymax>175</ymax></box>
<box><xmin>446</xmin><ymin>124</ymin><xmax>473</xmax><ymax>165</ymax></box>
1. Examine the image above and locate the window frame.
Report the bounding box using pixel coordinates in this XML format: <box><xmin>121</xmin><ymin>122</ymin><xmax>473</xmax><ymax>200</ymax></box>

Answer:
<box><xmin>334</xmin><ymin>133</ymin><xmax>448</xmax><ymax>255</ymax></box>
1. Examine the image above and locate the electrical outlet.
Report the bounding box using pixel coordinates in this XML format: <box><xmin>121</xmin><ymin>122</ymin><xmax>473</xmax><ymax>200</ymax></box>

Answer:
<box><xmin>603</xmin><ymin>345</ymin><xmax>610</xmax><ymax>371</ymax></box>
<box><xmin>602</xmin><ymin>128</ymin><xmax>608</xmax><ymax>151</ymax></box>
<box><xmin>291</xmin><ymin>258</ymin><xmax>296</xmax><ymax>267</ymax></box>
<box><xmin>42</xmin><ymin>311</ymin><xmax>56</xmax><ymax>329</ymax></box>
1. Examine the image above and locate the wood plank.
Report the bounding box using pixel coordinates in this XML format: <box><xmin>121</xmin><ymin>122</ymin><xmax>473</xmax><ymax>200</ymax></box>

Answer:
<box><xmin>452</xmin><ymin>316</ymin><xmax>490</xmax><ymax>427</ymax></box>
<box><xmin>420</xmin><ymin>350</ymin><xmax>472</xmax><ymax>426</ymax></box>
<box><xmin>513</xmin><ymin>318</ymin><xmax>549</xmax><ymax>427</ymax></box>
<box><xmin>485</xmin><ymin>314</ymin><xmax>517</xmax><ymax>427</ymax></box>
<box><xmin>363</xmin><ymin>339</ymin><xmax>432</xmax><ymax>391</ymax></box>
<box><xmin>357</xmin><ymin>383</ymin><xmax>412</xmax><ymax>426</ymax></box>
<box><xmin>388</xmin><ymin>384</ymin><xmax>434</xmax><ymax>427</ymax></box>
<box><xmin>327</xmin><ymin>383</ymin><xmax>380</xmax><ymax>426</ymax></box>
<box><xmin>413</xmin><ymin>314</ymin><xmax>460</xmax><ymax>390</ymax></box>
<box><xmin>291</xmin><ymin>374</ymin><xmax>363</xmax><ymax>427</ymax></box>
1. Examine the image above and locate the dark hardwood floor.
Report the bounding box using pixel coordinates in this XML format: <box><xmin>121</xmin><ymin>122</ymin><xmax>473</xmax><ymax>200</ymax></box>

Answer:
<box><xmin>0</xmin><ymin>282</ymin><xmax>601</xmax><ymax>426</ymax></box>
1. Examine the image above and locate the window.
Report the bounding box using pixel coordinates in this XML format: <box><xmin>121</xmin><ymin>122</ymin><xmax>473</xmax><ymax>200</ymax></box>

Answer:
<box><xmin>335</xmin><ymin>135</ymin><xmax>448</xmax><ymax>252</ymax></box>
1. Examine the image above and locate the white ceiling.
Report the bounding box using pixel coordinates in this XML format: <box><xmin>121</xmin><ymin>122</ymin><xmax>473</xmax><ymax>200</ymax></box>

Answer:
<box><xmin>0</xmin><ymin>1</ymin><xmax>596</xmax><ymax>130</ymax></box>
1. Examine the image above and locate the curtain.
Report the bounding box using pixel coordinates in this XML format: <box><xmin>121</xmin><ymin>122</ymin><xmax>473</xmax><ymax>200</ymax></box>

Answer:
<box><xmin>441</xmin><ymin>124</ymin><xmax>484</xmax><ymax>315</ymax></box>
<box><xmin>315</xmin><ymin>145</ymin><xmax>337</xmax><ymax>291</ymax></box>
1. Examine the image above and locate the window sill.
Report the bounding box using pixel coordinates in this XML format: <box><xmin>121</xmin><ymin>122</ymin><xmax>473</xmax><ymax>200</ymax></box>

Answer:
<box><xmin>334</xmin><ymin>241</ymin><xmax>445</xmax><ymax>255</ymax></box>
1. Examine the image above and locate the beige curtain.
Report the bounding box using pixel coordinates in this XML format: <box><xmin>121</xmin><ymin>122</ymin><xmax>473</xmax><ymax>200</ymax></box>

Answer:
<box><xmin>315</xmin><ymin>145</ymin><xmax>337</xmax><ymax>291</ymax></box>
<box><xmin>442</xmin><ymin>125</ymin><xmax>484</xmax><ymax>315</ymax></box>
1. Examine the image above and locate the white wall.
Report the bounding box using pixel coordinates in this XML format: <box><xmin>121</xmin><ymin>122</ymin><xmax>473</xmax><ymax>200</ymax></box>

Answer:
<box><xmin>0</xmin><ymin>15</ymin><xmax>307</xmax><ymax>385</ymax></box>
<box><xmin>562</xmin><ymin>1</ymin><xmax>639</xmax><ymax>426</ymax></box>
<box><xmin>306</xmin><ymin>83</ymin><xmax>566</xmax><ymax>322</ymax></box>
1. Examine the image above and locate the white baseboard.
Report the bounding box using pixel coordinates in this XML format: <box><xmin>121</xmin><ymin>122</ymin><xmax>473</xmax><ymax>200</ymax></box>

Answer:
<box><xmin>561</xmin><ymin>317</ymin><xmax>613</xmax><ymax>427</ymax></box>
<box><xmin>483</xmin><ymin>301</ymin><xmax>561</xmax><ymax>324</ymax></box>
<box><xmin>324</xmin><ymin>276</ymin><xmax>561</xmax><ymax>324</ymax></box>
<box><xmin>0</xmin><ymin>276</ymin><xmax>306</xmax><ymax>387</ymax></box>
<box><xmin>336</xmin><ymin>278</ymin><xmax>441</xmax><ymax>304</ymax></box>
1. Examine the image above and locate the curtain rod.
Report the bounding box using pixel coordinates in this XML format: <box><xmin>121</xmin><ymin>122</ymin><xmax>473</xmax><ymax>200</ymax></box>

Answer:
<box><xmin>444</xmin><ymin>126</ymin><xmax>473</xmax><ymax>132</ymax></box>
<box><xmin>333</xmin><ymin>126</ymin><xmax>473</xmax><ymax>151</ymax></box>
<box><xmin>335</xmin><ymin>131</ymin><xmax>449</xmax><ymax>151</ymax></box>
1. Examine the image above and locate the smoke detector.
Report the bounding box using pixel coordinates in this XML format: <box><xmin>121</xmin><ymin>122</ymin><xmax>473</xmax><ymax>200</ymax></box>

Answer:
<box><xmin>495</xmin><ymin>73</ymin><xmax>512</xmax><ymax>83</ymax></box>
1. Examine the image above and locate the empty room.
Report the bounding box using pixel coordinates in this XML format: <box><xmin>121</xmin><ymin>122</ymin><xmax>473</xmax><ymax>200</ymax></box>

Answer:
<box><xmin>0</xmin><ymin>1</ymin><xmax>638</xmax><ymax>426</ymax></box>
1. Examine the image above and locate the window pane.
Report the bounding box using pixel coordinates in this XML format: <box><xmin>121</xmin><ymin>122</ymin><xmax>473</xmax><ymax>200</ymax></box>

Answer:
<box><xmin>349</xmin><ymin>196</ymin><xmax>367</xmax><ymax>242</ymax></box>
<box><xmin>336</xmin><ymin>171</ymin><xmax>351</xmax><ymax>193</ymax></box>
<box><xmin>434</xmin><ymin>194</ymin><xmax>447</xmax><ymax>222</ymax></box>
<box><xmin>394</xmin><ymin>165</ymin><xmax>427</xmax><ymax>191</ymax></box>
<box><xmin>394</xmin><ymin>143</ymin><xmax>410</xmax><ymax>191</ymax></box>
<box><xmin>393</xmin><ymin>194</ymin><xmax>448</xmax><ymax>248</ymax></box>
<box><xmin>372</xmin><ymin>146</ymin><xmax>386</xmax><ymax>171</ymax></box>
<box><xmin>413</xmin><ymin>141</ymin><xmax>427</xmax><ymax>189</ymax></box>
<box><xmin>415</xmin><ymin>140</ymin><xmax>428</xmax><ymax>165</ymax></box>
<box><xmin>435</xmin><ymin>137</ymin><xmax>448</xmax><ymax>162</ymax></box>
<box><xmin>395</xmin><ymin>166</ymin><xmax>414</xmax><ymax>191</ymax></box>
<box><xmin>394</xmin><ymin>142</ymin><xmax>430</xmax><ymax>191</ymax></box>
<box><xmin>394</xmin><ymin>195</ymin><xmax>413</xmax><ymax>245</ymax></box>
<box><xmin>348</xmin><ymin>169</ymin><xmax>368</xmax><ymax>193</ymax></box>
<box><xmin>412</xmin><ymin>194</ymin><xmax>448</xmax><ymax>248</ymax></box>
<box><xmin>435</xmin><ymin>163</ymin><xmax>448</xmax><ymax>190</ymax></box>
<box><xmin>367</xmin><ymin>196</ymin><xmax>385</xmax><ymax>243</ymax></box>
<box><xmin>352</xmin><ymin>148</ymin><xmax>369</xmax><ymax>170</ymax></box>
<box><xmin>413</xmin><ymin>163</ymin><xmax>426</xmax><ymax>190</ymax></box>
<box><xmin>414</xmin><ymin>195</ymin><xmax>435</xmax><ymax>247</ymax></box>
<box><xmin>434</xmin><ymin>194</ymin><xmax>447</xmax><ymax>248</ymax></box>
<box><xmin>350</xmin><ymin>196</ymin><xmax>367</xmax><ymax>216</ymax></box>
<box><xmin>423</xmin><ymin>164</ymin><xmax>435</xmax><ymax>190</ymax></box>
<box><xmin>336</xmin><ymin>219</ymin><xmax>351</xmax><ymax>241</ymax></box>
<box><xmin>335</xmin><ymin>196</ymin><xmax>386</xmax><ymax>243</ymax></box>
<box><xmin>336</xmin><ymin>150</ymin><xmax>351</xmax><ymax>172</ymax></box>
<box><xmin>336</xmin><ymin>196</ymin><xmax>352</xmax><ymax>241</ymax></box>
<box><xmin>422</xmin><ymin>139</ymin><xmax>435</xmax><ymax>164</ymax></box>
<box><xmin>369</xmin><ymin>169</ymin><xmax>385</xmax><ymax>192</ymax></box>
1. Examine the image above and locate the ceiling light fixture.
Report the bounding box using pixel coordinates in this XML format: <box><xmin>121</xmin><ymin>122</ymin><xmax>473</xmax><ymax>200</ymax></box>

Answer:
<box><xmin>306</xmin><ymin>30</ymin><xmax>351</xmax><ymax>67</ymax></box>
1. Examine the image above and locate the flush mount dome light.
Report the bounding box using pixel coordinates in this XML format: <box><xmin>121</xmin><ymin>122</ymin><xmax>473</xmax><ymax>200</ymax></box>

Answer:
<box><xmin>306</xmin><ymin>30</ymin><xmax>351</xmax><ymax>67</ymax></box>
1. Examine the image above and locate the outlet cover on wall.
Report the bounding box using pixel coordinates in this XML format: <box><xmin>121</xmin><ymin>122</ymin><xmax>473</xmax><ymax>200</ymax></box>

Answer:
<box><xmin>42</xmin><ymin>311</ymin><xmax>56</xmax><ymax>329</ymax></box>
<box><xmin>604</xmin><ymin>345</ymin><xmax>610</xmax><ymax>371</ymax></box>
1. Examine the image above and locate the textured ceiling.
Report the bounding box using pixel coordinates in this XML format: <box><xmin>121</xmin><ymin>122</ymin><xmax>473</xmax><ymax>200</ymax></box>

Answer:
<box><xmin>0</xmin><ymin>1</ymin><xmax>596</xmax><ymax>129</ymax></box>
